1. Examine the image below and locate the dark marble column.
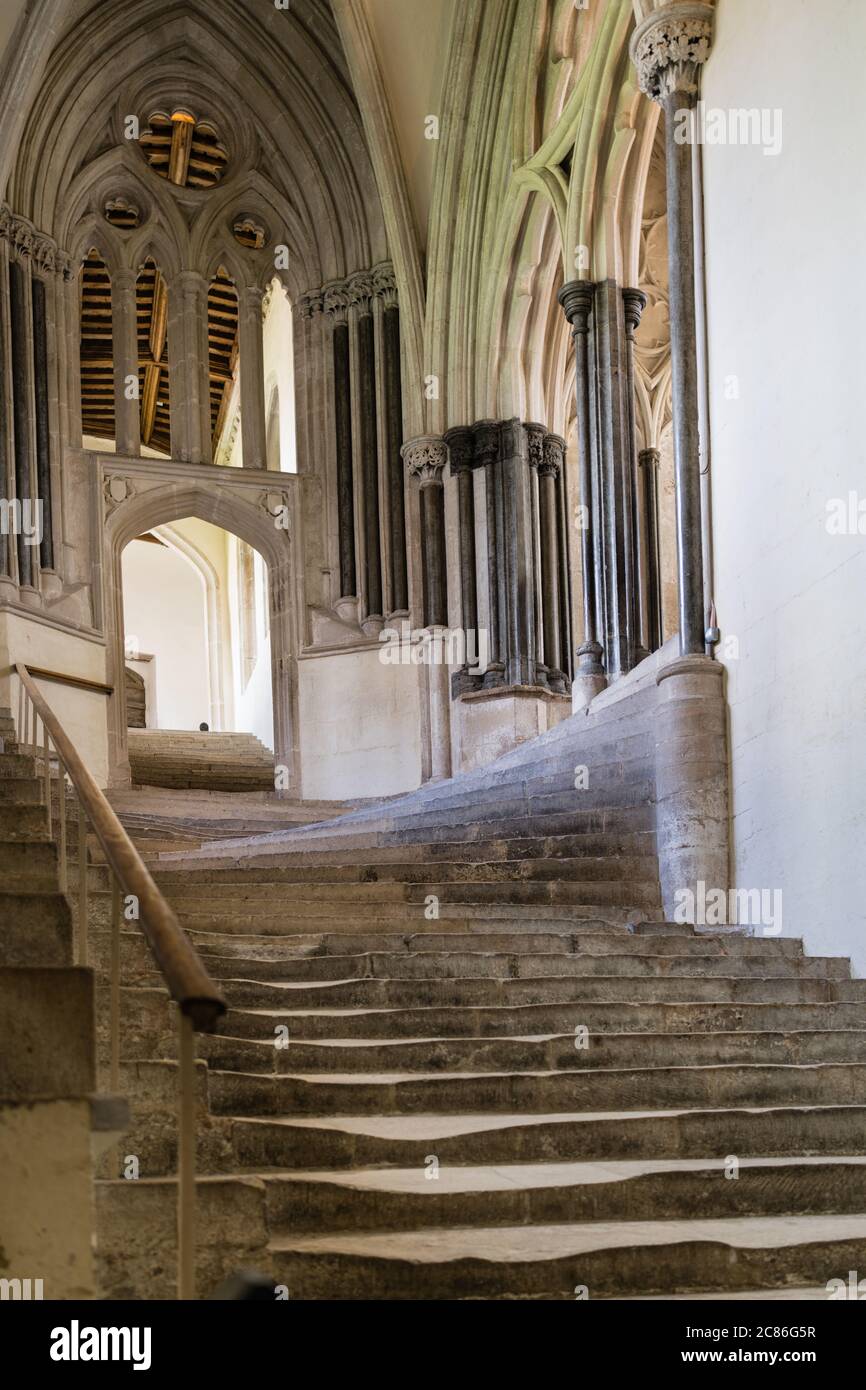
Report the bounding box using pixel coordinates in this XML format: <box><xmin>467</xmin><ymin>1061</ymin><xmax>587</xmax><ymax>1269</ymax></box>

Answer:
<box><xmin>640</xmin><ymin>446</ymin><xmax>663</xmax><ymax>651</ymax></box>
<box><xmin>0</xmin><ymin>251</ymin><xmax>10</xmax><ymax>582</ymax></box>
<box><xmin>622</xmin><ymin>287</ymin><xmax>647</xmax><ymax>661</ymax></box>
<box><xmin>539</xmin><ymin>433</ymin><xmax>567</xmax><ymax>692</ymax></box>
<box><xmin>444</xmin><ymin>425</ymin><xmax>479</xmax><ymax>693</ymax></box>
<box><xmin>355</xmin><ymin>295</ymin><xmax>383</xmax><ymax>620</ymax></box>
<box><xmin>631</xmin><ymin>3</ymin><xmax>714</xmax><ymax>656</ymax></box>
<box><xmin>384</xmin><ymin>302</ymin><xmax>407</xmax><ymax>611</ymax></box>
<box><xmin>500</xmin><ymin>418</ymin><xmax>536</xmax><ymax>688</ymax></box>
<box><xmin>474</xmin><ymin>419</ymin><xmax>505</xmax><ymax>688</ymax></box>
<box><xmin>558</xmin><ymin>281</ymin><xmax>604</xmax><ymax>692</ymax></box>
<box><xmin>403</xmin><ymin>436</ymin><xmax>448</xmax><ymax>627</ymax></box>
<box><xmin>9</xmin><ymin>259</ymin><xmax>33</xmax><ymax>589</ymax></box>
<box><xmin>31</xmin><ymin>276</ymin><xmax>53</xmax><ymax>572</ymax></box>
<box><xmin>324</xmin><ymin>288</ymin><xmax>356</xmax><ymax>600</ymax></box>
<box><xmin>373</xmin><ymin>266</ymin><xmax>408</xmax><ymax>615</ymax></box>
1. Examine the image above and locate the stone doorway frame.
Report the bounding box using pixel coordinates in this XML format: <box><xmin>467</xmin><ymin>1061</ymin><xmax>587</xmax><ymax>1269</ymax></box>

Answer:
<box><xmin>101</xmin><ymin>460</ymin><xmax>301</xmax><ymax>792</ymax></box>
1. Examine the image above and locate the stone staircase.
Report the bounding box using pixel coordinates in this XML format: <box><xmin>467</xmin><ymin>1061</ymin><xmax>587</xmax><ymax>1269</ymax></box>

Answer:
<box><xmin>0</xmin><ymin>708</ymin><xmax>124</xmax><ymax>1298</ymax></box>
<box><xmin>127</xmin><ymin>728</ymin><xmax>275</xmax><ymax>791</ymax></box>
<box><xmin>90</xmin><ymin>693</ymin><xmax>866</xmax><ymax>1300</ymax></box>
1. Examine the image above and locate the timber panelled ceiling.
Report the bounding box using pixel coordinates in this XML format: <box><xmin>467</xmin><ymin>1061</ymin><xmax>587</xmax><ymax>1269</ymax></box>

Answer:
<box><xmin>80</xmin><ymin>257</ymin><xmax>239</xmax><ymax>459</ymax></box>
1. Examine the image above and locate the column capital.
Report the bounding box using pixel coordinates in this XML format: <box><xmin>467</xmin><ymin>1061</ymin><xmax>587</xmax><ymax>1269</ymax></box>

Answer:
<box><xmin>323</xmin><ymin>282</ymin><xmax>351</xmax><ymax>326</ymax></box>
<box><xmin>540</xmin><ymin>433</ymin><xmax>565</xmax><ymax>479</ymax></box>
<box><xmin>346</xmin><ymin>269</ymin><xmax>375</xmax><ymax>315</ymax></box>
<box><xmin>558</xmin><ymin>279</ymin><xmax>596</xmax><ymax>334</ymax></box>
<box><xmin>402</xmin><ymin>434</ymin><xmax>448</xmax><ymax>487</ymax></box>
<box><xmin>622</xmin><ymin>287</ymin><xmax>647</xmax><ymax>336</ymax></box>
<box><xmin>444</xmin><ymin>425</ymin><xmax>475</xmax><ymax>475</ymax></box>
<box><xmin>372</xmin><ymin>261</ymin><xmax>399</xmax><ymax>311</ymax></box>
<box><xmin>630</xmin><ymin>2</ymin><xmax>714</xmax><ymax>103</ymax></box>
<box><xmin>472</xmin><ymin>419</ymin><xmax>501</xmax><ymax>468</ymax></box>
<box><xmin>296</xmin><ymin>288</ymin><xmax>324</xmax><ymax>319</ymax></box>
<box><xmin>639</xmin><ymin>445</ymin><xmax>661</xmax><ymax>470</ymax></box>
<box><xmin>525</xmin><ymin>422</ymin><xmax>546</xmax><ymax>471</ymax></box>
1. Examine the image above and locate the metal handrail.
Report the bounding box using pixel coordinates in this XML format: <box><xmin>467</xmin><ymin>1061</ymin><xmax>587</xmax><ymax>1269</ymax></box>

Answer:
<box><xmin>14</xmin><ymin>662</ymin><xmax>226</xmax><ymax>1298</ymax></box>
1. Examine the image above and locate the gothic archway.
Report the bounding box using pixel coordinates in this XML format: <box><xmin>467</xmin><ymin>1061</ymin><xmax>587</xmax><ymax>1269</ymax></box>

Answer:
<box><xmin>103</xmin><ymin>478</ymin><xmax>299</xmax><ymax>792</ymax></box>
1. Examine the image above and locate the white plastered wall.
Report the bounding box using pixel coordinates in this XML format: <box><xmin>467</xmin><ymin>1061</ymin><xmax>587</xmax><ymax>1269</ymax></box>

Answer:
<box><xmin>703</xmin><ymin>0</ymin><xmax>866</xmax><ymax>971</ymax></box>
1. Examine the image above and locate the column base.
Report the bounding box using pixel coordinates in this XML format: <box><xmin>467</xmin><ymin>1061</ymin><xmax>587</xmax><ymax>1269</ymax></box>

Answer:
<box><xmin>654</xmin><ymin>654</ymin><xmax>729</xmax><ymax>924</ymax></box>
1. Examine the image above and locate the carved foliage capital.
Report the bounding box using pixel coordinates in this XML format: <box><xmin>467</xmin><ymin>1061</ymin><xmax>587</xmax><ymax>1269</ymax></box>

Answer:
<box><xmin>540</xmin><ymin>433</ymin><xmax>565</xmax><ymax>479</ymax></box>
<box><xmin>402</xmin><ymin>435</ymin><xmax>448</xmax><ymax>487</ymax></box>
<box><xmin>630</xmin><ymin>4</ymin><xmax>715</xmax><ymax>103</ymax></box>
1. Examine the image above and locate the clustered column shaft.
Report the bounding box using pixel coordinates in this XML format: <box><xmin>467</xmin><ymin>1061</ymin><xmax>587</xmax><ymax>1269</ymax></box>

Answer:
<box><xmin>313</xmin><ymin>263</ymin><xmax>405</xmax><ymax>623</ymax></box>
<box><xmin>0</xmin><ymin>205</ymin><xmax>67</xmax><ymax>597</ymax></box>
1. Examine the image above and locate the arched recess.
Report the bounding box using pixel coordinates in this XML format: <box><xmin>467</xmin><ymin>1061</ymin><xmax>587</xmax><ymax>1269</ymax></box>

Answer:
<box><xmin>103</xmin><ymin>483</ymin><xmax>298</xmax><ymax>793</ymax></box>
<box><xmin>156</xmin><ymin>522</ymin><xmax>230</xmax><ymax>732</ymax></box>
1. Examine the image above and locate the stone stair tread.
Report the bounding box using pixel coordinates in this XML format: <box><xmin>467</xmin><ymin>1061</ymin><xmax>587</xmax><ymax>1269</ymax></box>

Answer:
<box><xmin>262</xmin><ymin>1154</ymin><xmax>866</xmax><ymax>1195</ymax></box>
<box><xmin>234</xmin><ymin>1101</ymin><xmax>866</xmax><ymax>1139</ymax></box>
<box><xmin>269</xmin><ymin>1212</ymin><xmax>866</xmax><ymax>1261</ymax></box>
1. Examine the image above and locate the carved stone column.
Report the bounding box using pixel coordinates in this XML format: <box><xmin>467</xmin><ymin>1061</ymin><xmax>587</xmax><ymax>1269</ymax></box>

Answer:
<box><xmin>323</xmin><ymin>284</ymin><xmax>356</xmax><ymax>601</ymax></box>
<box><xmin>403</xmin><ymin>435</ymin><xmax>451</xmax><ymax>781</ymax></box>
<box><xmin>639</xmin><ymin>446</ymin><xmax>663</xmax><ymax>650</ymax></box>
<box><xmin>539</xmin><ymin>433</ymin><xmax>567</xmax><ymax>692</ymax></box>
<box><xmin>558</xmin><ymin>282</ymin><xmax>604</xmax><ymax>704</ymax></box>
<box><xmin>373</xmin><ymin>264</ymin><xmax>408</xmax><ymax>615</ymax></box>
<box><xmin>31</xmin><ymin>276</ymin><xmax>53</xmax><ymax>572</ymax></box>
<box><xmin>112</xmin><ymin>268</ymin><xmax>139</xmax><ymax>458</ymax></box>
<box><xmin>0</xmin><ymin>234</ymin><xmax>10</xmax><ymax>586</ymax></box>
<box><xmin>8</xmin><ymin>257</ymin><xmax>35</xmax><ymax>594</ymax></box>
<box><xmin>623</xmin><ymin>287</ymin><xmax>648</xmax><ymax>660</ymax></box>
<box><xmin>474</xmin><ymin>420</ymin><xmax>505</xmax><ymax>688</ymax></box>
<box><xmin>348</xmin><ymin>271</ymin><xmax>383</xmax><ymax>623</ymax></box>
<box><xmin>169</xmin><ymin>271</ymin><xmax>210</xmax><ymax>464</ymax></box>
<box><xmin>631</xmin><ymin>1</ymin><xmax>714</xmax><ymax>656</ymax></box>
<box><xmin>403</xmin><ymin>435</ymin><xmax>448</xmax><ymax>627</ymax></box>
<box><xmin>239</xmin><ymin>284</ymin><xmax>267</xmax><ymax>471</ymax></box>
<box><xmin>444</xmin><ymin>425</ymin><xmax>479</xmax><ymax>694</ymax></box>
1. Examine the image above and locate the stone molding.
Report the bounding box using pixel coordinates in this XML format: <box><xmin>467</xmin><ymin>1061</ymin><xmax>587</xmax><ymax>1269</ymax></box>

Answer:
<box><xmin>630</xmin><ymin>2</ymin><xmax>715</xmax><ymax>103</ymax></box>
<box><xmin>305</xmin><ymin>261</ymin><xmax>398</xmax><ymax>323</ymax></box>
<box><xmin>0</xmin><ymin>203</ymin><xmax>72</xmax><ymax>278</ymax></box>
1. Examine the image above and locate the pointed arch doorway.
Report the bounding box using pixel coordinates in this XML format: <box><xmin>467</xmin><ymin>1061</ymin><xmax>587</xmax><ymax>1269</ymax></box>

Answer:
<box><xmin>103</xmin><ymin>476</ymin><xmax>300</xmax><ymax>794</ymax></box>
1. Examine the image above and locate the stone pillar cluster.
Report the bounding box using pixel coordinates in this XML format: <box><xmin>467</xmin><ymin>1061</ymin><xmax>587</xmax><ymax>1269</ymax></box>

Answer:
<box><xmin>442</xmin><ymin>419</ymin><xmax>572</xmax><ymax>698</ymax></box>
<box><xmin>303</xmin><ymin>263</ymin><xmax>407</xmax><ymax>629</ymax></box>
<box><xmin>559</xmin><ymin>279</ymin><xmax>653</xmax><ymax>689</ymax></box>
<box><xmin>0</xmin><ymin>205</ymin><xmax>68</xmax><ymax>603</ymax></box>
<box><xmin>631</xmin><ymin>0</ymin><xmax>715</xmax><ymax>658</ymax></box>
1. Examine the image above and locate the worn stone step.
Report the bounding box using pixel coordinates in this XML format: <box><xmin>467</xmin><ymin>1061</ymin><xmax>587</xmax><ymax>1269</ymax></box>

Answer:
<box><xmin>185</xmin><ymin>950</ymin><xmax>846</xmax><ymax>985</ymax></box>
<box><xmin>174</xmin><ymin>907</ymin><xmax>644</xmax><ymax>933</ymax></box>
<box><xmin>183</xmin><ymin>927</ymin><xmax>803</xmax><ymax>959</ymax></box>
<box><xmin>231</xmin><ymin>1103</ymin><xmax>866</xmax><ymax>1170</ymax></box>
<box><xmin>217</xmin><ymin>973</ymin><xmax>866</xmax><ymax>1011</ymax></box>
<box><xmin>151</xmin><ymin>831</ymin><xmax>659</xmax><ymax>875</ymax></box>
<box><xmin>199</xmin><ymin>1028</ymin><xmax>866</xmax><ymax>1076</ymax></box>
<box><xmin>167</xmin><ymin>879</ymin><xmax>662</xmax><ymax>909</ymax></box>
<box><xmin>263</xmin><ymin>1156</ymin><xmax>866</xmax><ymax>1234</ymax></box>
<box><xmin>0</xmin><ymin>776</ymin><xmax>43</xmax><ymax>806</ymax></box>
<box><xmin>0</xmin><ymin>892</ymin><xmax>73</xmax><ymax>967</ymax></box>
<box><xmin>223</xmin><ymin>997</ymin><xmax>866</xmax><ymax>1040</ymax></box>
<box><xmin>154</xmin><ymin>855</ymin><xmax>660</xmax><ymax>889</ymax></box>
<box><xmin>209</xmin><ymin>1061</ymin><xmax>866</xmax><ymax>1118</ymax></box>
<box><xmin>0</xmin><ymin>839</ymin><xmax>59</xmax><ymax>891</ymax></box>
<box><xmin>268</xmin><ymin>1212</ymin><xmax>866</xmax><ymax>1300</ymax></box>
<box><xmin>0</xmin><ymin>804</ymin><xmax>50</xmax><ymax>840</ymax></box>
